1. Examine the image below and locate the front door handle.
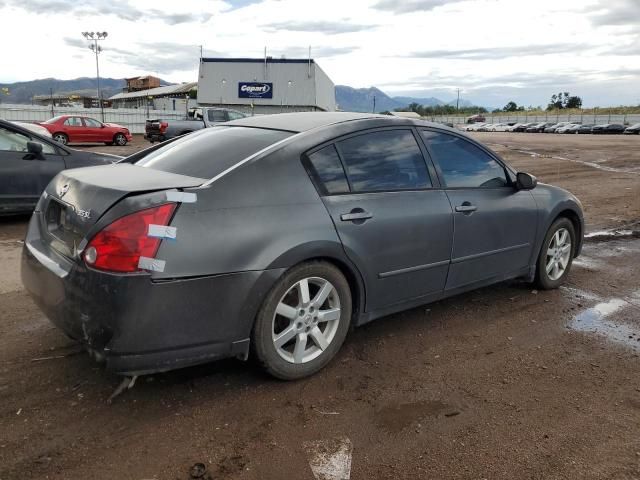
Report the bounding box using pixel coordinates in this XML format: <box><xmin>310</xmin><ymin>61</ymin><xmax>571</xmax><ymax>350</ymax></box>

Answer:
<box><xmin>455</xmin><ymin>203</ymin><xmax>477</xmax><ymax>214</ymax></box>
<box><xmin>340</xmin><ymin>209</ymin><xmax>373</xmax><ymax>222</ymax></box>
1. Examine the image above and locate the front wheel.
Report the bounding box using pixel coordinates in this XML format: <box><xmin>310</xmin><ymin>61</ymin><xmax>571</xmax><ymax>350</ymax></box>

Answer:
<box><xmin>251</xmin><ymin>261</ymin><xmax>352</xmax><ymax>380</ymax></box>
<box><xmin>113</xmin><ymin>133</ymin><xmax>127</xmax><ymax>146</ymax></box>
<box><xmin>535</xmin><ymin>218</ymin><xmax>575</xmax><ymax>289</ymax></box>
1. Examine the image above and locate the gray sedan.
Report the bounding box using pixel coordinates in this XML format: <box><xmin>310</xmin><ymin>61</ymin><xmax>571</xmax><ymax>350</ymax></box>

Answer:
<box><xmin>21</xmin><ymin>112</ymin><xmax>584</xmax><ymax>380</ymax></box>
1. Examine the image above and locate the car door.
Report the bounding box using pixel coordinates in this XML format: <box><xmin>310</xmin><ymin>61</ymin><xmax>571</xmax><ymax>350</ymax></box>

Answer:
<box><xmin>62</xmin><ymin>117</ymin><xmax>85</xmax><ymax>143</ymax></box>
<box><xmin>419</xmin><ymin>129</ymin><xmax>538</xmax><ymax>291</ymax></box>
<box><xmin>307</xmin><ymin>128</ymin><xmax>454</xmax><ymax>311</ymax></box>
<box><xmin>82</xmin><ymin>117</ymin><xmax>104</xmax><ymax>142</ymax></box>
<box><xmin>0</xmin><ymin>124</ymin><xmax>66</xmax><ymax>213</ymax></box>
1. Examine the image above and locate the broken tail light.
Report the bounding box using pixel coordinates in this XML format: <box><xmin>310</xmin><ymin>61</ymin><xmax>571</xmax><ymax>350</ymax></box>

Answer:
<box><xmin>84</xmin><ymin>203</ymin><xmax>176</xmax><ymax>273</ymax></box>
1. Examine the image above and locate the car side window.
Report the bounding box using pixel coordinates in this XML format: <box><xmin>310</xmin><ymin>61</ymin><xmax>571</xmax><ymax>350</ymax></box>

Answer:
<box><xmin>227</xmin><ymin>111</ymin><xmax>246</xmax><ymax>120</ymax></box>
<box><xmin>337</xmin><ymin>129</ymin><xmax>431</xmax><ymax>193</ymax></box>
<box><xmin>0</xmin><ymin>126</ymin><xmax>55</xmax><ymax>154</ymax></box>
<box><xmin>64</xmin><ymin>117</ymin><xmax>82</xmax><ymax>127</ymax></box>
<box><xmin>306</xmin><ymin>145</ymin><xmax>350</xmax><ymax>195</ymax></box>
<box><xmin>208</xmin><ymin>110</ymin><xmax>227</xmax><ymax>122</ymax></box>
<box><xmin>84</xmin><ymin>118</ymin><xmax>101</xmax><ymax>128</ymax></box>
<box><xmin>420</xmin><ymin>130</ymin><xmax>508</xmax><ymax>188</ymax></box>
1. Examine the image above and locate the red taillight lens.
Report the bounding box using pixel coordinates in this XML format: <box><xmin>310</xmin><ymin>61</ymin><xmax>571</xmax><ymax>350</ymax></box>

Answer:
<box><xmin>84</xmin><ymin>203</ymin><xmax>176</xmax><ymax>273</ymax></box>
<box><xmin>159</xmin><ymin>121</ymin><xmax>168</xmax><ymax>133</ymax></box>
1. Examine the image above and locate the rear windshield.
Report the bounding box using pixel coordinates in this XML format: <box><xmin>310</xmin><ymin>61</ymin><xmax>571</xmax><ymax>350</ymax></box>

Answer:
<box><xmin>42</xmin><ymin>116</ymin><xmax>65</xmax><ymax>124</ymax></box>
<box><xmin>133</xmin><ymin>126</ymin><xmax>292</xmax><ymax>179</ymax></box>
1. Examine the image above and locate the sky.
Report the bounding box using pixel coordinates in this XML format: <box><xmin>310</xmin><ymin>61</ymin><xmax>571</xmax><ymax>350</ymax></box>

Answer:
<box><xmin>0</xmin><ymin>0</ymin><xmax>638</xmax><ymax>108</ymax></box>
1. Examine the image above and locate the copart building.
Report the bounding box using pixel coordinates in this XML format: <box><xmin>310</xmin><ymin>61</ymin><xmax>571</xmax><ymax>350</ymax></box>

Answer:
<box><xmin>197</xmin><ymin>57</ymin><xmax>336</xmax><ymax>114</ymax></box>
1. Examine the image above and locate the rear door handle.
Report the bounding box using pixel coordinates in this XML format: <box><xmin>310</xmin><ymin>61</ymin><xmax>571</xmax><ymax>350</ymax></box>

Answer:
<box><xmin>455</xmin><ymin>204</ymin><xmax>477</xmax><ymax>213</ymax></box>
<box><xmin>340</xmin><ymin>210</ymin><xmax>373</xmax><ymax>222</ymax></box>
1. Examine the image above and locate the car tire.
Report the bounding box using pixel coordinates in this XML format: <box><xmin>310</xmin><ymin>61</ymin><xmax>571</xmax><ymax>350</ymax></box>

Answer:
<box><xmin>53</xmin><ymin>133</ymin><xmax>68</xmax><ymax>145</ymax></box>
<box><xmin>251</xmin><ymin>261</ymin><xmax>352</xmax><ymax>380</ymax></box>
<box><xmin>114</xmin><ymin>133</ymin><xmax>127</xmax><ymax>146</ymax></box>
<box><xmin>535</xmin><ymin>217</ymin><xmax>576</xmax><ymax>290</ymax></box>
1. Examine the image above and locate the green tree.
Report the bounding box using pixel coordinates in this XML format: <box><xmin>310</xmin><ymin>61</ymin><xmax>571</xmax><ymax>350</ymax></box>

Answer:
<box><xmin>565</xmin><ymin>96</ymin><xmax>582</xmax><ymax>109</ymax></box>
<box><xmin>503</xmin><ymin>101</ymin><xmax>519</xmax><ymax>112</ymax></box>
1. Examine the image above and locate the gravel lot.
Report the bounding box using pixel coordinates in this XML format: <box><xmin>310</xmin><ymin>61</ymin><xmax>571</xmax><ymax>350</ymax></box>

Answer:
<box><xmin>1</xmin><ymin>132</ymin><xmax>639</xmax><ymax>480</ymax></box>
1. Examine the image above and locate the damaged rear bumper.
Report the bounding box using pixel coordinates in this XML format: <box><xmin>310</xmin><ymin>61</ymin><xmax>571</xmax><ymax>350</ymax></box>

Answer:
<box><xmin>21</xmin><ymin>215</ymin><xmax>284</xmax><ymax>375</ymax></box>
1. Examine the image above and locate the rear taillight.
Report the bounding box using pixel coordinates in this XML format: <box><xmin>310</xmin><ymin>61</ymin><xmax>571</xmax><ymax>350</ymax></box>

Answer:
<box><xmin>84</xmin><ymin>203</ymin><xmax>176</xmax><ymax>273</ymax></box>
<box><xmin>159</xmin><ymin>121</ymin><xmax>168</xmax><ymax>133</ymax></box>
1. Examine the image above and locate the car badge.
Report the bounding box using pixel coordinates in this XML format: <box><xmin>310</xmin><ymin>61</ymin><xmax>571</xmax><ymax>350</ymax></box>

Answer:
<box><xmin>58</xmin><ymin>184</ymin><xmax>70</xmax><ymax>198</ymax></box>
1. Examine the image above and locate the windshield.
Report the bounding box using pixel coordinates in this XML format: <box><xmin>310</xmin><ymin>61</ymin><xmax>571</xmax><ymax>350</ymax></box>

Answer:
<box><xmin>133</xmin><ymin>126</ymin><xmax>293</xmax><ymax>179</ymax></box>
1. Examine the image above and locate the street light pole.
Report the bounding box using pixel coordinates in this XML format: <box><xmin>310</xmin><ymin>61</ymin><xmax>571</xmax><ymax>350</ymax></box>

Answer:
<box><xmin>82</xmin><ymin>31</ymin><xmax>108</xmax><ymax>121</ymax></box>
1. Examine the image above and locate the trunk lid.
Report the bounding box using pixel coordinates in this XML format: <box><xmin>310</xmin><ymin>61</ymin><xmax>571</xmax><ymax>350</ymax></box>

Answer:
<box><xmin>41</xmin><ymin>164</ymin><xmax>204</xmax><ymax>258</ymax></box>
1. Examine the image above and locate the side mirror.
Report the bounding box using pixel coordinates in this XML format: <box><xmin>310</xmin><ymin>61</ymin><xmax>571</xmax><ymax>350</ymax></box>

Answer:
<box><xmin>516</xmin><ymin>172</ymin><xmax>537</xmax><ymax>190</ymax></box>
<box><xmin>24</xmin><ymin>141</ymin><xmax>45</xmax><ymax>160</ymax></box>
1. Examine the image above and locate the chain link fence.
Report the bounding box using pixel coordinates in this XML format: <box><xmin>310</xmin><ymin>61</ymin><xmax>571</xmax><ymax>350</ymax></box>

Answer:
<box><xmin>429</xmin><ymin>112</ymin><xmax>640</xmax><ymax>126</ymax></box>
<box><xmin>0</xmin><ymin>104</ymin><xmax>188</xmax><ymax>134</ymax></box>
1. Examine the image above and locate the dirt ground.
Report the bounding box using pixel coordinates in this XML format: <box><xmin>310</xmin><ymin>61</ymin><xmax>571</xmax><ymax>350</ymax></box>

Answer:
<box><xmin>1</xmin><ymin>132</ymin><xmax>639</xmax><ymax>480</ymax></box>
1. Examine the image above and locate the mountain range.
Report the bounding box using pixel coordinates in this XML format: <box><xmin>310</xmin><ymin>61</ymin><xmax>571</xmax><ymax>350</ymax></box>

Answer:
<box><xmin>0</xmin><ymin>77</ymin><xmax>479</xmax><ymax>112</ymax></box>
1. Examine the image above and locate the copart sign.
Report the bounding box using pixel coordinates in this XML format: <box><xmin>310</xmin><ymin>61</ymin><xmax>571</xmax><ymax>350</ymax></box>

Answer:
<box><xmin>238</xmin><ymin>82</ymin><xmax>273</xmax><ymax>99</ymax></box>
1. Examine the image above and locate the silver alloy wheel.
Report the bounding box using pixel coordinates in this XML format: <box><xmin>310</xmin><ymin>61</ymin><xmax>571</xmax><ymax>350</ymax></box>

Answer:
<box><xmin>272</xmin><ymin>276</ymin><xmax>341</xmax><ymax>364</ymax></box>
<box><xmin>53</xmin><ymin>133</ymin><xmax>67</xmax><ymax>145</ymax></box>
<box><xmin>545</xmin><ymin>227</ymin><xmax>572</xmax><ymax>281</ymax></box>
<box><xmin>115</xmin><ymin>134</ymin><xmax>126</xmax><ymax>146</ymax></box>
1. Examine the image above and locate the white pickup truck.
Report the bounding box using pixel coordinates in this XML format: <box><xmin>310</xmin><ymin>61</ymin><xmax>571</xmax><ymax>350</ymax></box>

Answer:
<box><xmin>144</xmin><ymin>107</ymin><xmax>248</xmax><ymax>143</ymax></box>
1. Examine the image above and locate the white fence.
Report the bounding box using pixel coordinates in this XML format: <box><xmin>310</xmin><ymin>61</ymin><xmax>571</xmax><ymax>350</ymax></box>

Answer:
<box><xmin>431</xmin><ymin>113</ymin><xmax>640</xmax><ymax>126</ymax></box>
<box><xmin>0</xmin><ymin>104</ymin><xmax>188</xmax><ymax>134</ymax></box>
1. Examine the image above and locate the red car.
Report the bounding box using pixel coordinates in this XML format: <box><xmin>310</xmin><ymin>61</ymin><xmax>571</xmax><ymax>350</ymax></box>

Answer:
<box><xmin>39</xmin><ymin>115</ymin><xmax>132</xmax><ymax>146</ymax></box>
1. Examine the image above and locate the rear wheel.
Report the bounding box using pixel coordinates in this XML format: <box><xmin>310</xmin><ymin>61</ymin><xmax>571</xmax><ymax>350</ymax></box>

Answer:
<box><xmin>113</xmin><ymin>133</ymin><xmax>127</xmax><ymax>146</ymax></box>
<box><xmin>251</xmin><ymin>261</ymin><xmax>352</xmax><ymax>380</ymax></box>
<box><xmin>535</xmin><ymin>218</ymin><xmax>575</xmax><ymax>289</ymax></box>
<box><xmin>53</xmin><ymin>133</ymin><xmax>68</xmax><ymax>145</ymax></box>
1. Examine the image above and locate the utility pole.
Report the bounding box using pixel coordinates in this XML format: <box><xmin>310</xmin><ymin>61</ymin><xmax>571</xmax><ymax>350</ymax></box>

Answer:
<box><xmin>82</xmin><ymin>31</ymin><xmax>108</xmax><ymax>121</ymax></box>
<box><xmin>50</xmin><ymin>87</ymin><xmax>54</xmax><ymax>117</ymax></box>
<box><xmin>456</xmin><ymin>88</ymin><xmax>460</xmax><ymax>112</ymax></box>
<box><xmin>373</xmin><ymin>95</ymin><xmax>376</xmax><ymax>113</ymax></box>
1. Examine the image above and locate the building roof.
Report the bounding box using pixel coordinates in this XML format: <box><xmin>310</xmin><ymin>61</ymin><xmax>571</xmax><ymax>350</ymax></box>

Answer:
<box><xmin>109</xmin><ymin>82</ymin><xmax>197</xmax><ymax>100</ymax></box>
<box><xmin>225</xmin><ymin>111</ymin><xmax>394</xmax><ymax>133</ymax></box>
<box><xmin>201</xmin><ymin>57</ymin><xmax>315</xmax><ymax>64</ymax></box>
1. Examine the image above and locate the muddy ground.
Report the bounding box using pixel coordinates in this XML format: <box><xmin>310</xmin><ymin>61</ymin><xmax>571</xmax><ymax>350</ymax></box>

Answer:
<box><xmin>0</xmin><ymin>133</ymin><xmax>639</xmax><ymax>480</ymax></box>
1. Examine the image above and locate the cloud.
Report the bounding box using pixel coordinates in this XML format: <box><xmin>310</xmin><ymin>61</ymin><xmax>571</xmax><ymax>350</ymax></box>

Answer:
<box><xmin>406</xmin><ymin>43</ymin><xmax>593</xmax><ymax>60</ymax></box>
<box><xmin>382</xmin><ymin>67</ymin><xmax>640</xmax><ymax>92</ymax></box>
<box><xmin>371</xmin><ymin>0</ymin><xmax>464</xmax><ymax>14</ymax></box>
<box><xmin>5</xmin><ymin>0</ymin><xmax>211</xmax><ymax>24</ymax></box>
<box><xmin>65</xmin><ymin>39</ymin><xmax>216</xmax><ymax>75</ymax></box>
<box><xmin>588</xmin><ymin>0</ymin><xmax>639</xmax><ymax>27</ymax></box>
<box><xmin>263</xmin><ymin>20</ymin><xmax>377</xmax><ymax>34</ymax></box>
<box><xmin>272</xmin><ymin>46</ymin><xmax>358</xmax><ymax>58</ymax></box>
<box><xmin>63</xmin><ymin>37</ymin><xmax>86</xmax><ymax>49</ymax></box>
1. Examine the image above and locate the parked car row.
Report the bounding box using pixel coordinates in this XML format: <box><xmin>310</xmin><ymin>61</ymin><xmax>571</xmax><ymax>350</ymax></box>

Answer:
<box><xmin>464</xmin><ymin>121</ymin><xmax>640</xmax><ymax>134</ymax></box>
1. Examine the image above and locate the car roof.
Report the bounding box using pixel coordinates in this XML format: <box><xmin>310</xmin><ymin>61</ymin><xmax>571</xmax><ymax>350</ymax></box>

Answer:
<box><xmin>224</xmin><ymin>111</ymin><xmax>395</xmax><ymax>133</ymax></box>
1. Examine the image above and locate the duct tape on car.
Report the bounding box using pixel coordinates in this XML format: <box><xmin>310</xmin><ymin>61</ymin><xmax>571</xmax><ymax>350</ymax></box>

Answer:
<box><xmin>166</xmin><ymin>191</ymin><xmax>197</xmax><ymax>203</ymax></box>
<box><xmin>138</xmin><ymin>256</ymin><xmax>166</xmax><ymax>272</ymax></box>
<box><xmin>148</xmin><ymin>224</ymin><xmax>177</xmax><ymax>241</ymax></box>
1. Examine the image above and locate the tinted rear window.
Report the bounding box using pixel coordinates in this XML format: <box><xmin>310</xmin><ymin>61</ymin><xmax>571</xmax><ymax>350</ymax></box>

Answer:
<box><xmin>134</xmin><ymin>127</ymin><xmax>292</xmax><ymax>178</ymax></box>
<box><xmin>306</xmin><ymin>145</ymin><xmax>350</xmax><ymax>195</ymax></box>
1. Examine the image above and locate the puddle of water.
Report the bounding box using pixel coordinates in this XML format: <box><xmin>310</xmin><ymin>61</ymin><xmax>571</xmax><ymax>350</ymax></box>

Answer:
<box><xmin>570</xmin><ymin>298</ymin><xmax>640</xmax><ymax>351</ymax></box>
